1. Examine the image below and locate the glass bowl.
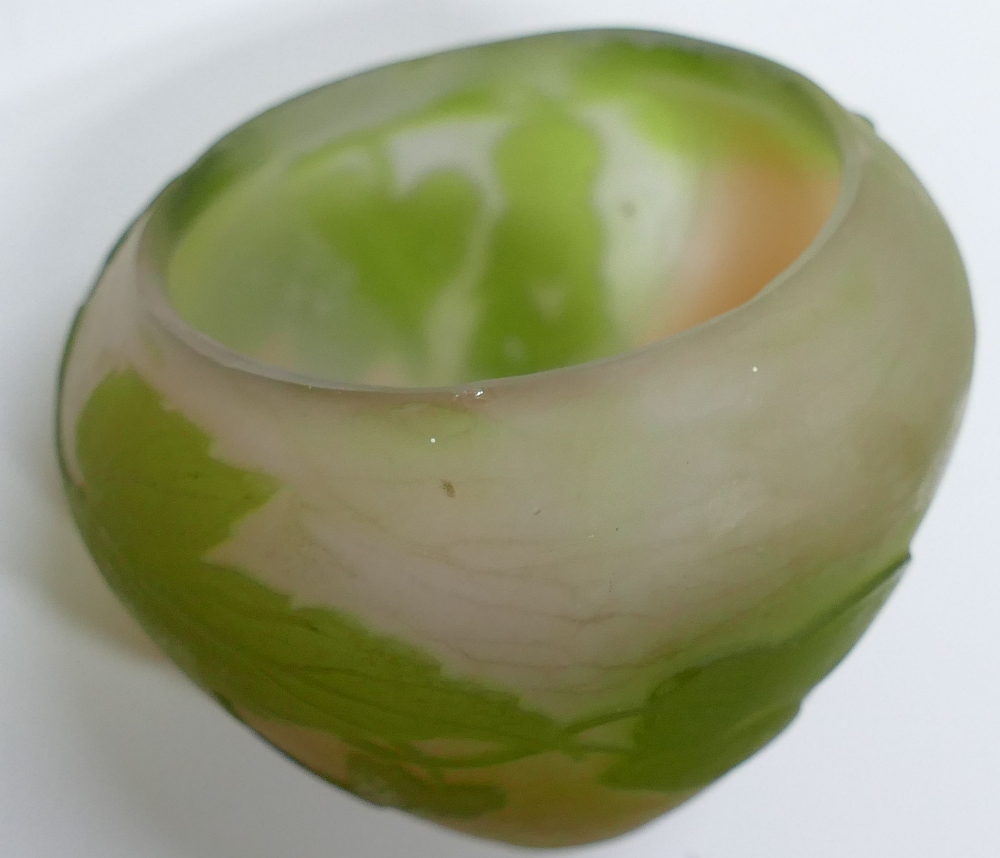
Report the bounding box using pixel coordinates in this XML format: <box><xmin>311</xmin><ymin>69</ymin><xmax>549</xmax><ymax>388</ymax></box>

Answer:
<box><xmin>57</xmin><ymin>28</ymin><xmax>974</xmax><ymax>848</ymax></box>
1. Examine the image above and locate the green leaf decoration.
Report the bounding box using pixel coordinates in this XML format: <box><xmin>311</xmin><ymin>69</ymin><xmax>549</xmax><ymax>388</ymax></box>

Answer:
<box><xmin>344</xmin><ymin>753</ymin><xmax>506</xmax><ymax>819</ymax></box>
<box><xmin>600</xmin><ymin>556</ymin><xmax>905</xmax><ymax>792</ymax></box>
<box><xmin>61</xmin><ymin>367</ymin><xmax>905</xmax><ymax>810</ymax></box>
<box><xmin>65</xmin><ymin>369</ymin><xmax>566</xmax><ymax>768</ymax></box>
<box><xmin>301</xmin><ymin>143</ymin><xmax>481</xmax><ymax>353</ymax></box>
<box><xmin>468</xmin><ymin>103</ymin><xmax>621</xmax><ymax>379</ymax></box>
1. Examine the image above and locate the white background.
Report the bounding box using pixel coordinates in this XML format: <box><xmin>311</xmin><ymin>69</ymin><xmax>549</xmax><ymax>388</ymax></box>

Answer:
<box><xmin>1</xmin><ymin>2</ymin><xmax>998</xmax><ymax>856</ymax></box>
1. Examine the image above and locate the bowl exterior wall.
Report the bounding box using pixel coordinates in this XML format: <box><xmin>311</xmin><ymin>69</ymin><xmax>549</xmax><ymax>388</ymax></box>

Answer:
<box><xmin>56</xmin><ymin>31</ymin><xmax>973</xmax><ymax>848</ymax></box>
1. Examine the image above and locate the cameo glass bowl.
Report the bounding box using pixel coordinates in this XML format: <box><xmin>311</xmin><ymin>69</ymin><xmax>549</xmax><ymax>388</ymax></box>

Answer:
<box><xmin>57</xmin><ymin>29</ymin><xmax>973</xmax><ymax>848</ymax></box>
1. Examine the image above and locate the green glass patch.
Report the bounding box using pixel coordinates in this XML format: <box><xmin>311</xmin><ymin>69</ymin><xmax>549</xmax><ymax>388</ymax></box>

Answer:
<box><xmin>63</xmin><ymin>369</ymin><xmax>589</xmax><ymax>815</ymax></box>
<box><xmin>61</xmin><ymin>368</ymin><xmax>903</xmax><ymax>811</ymax></box>
<box><xmin>468</xmin><ymin>103</ymin><xmax>621</xmax><ymax>379</ymax></box>
<box><xmin>159</xmin><ymin>34</ymin><xmax>840</xmax><ymax>389</ymax></box>
<box><xmin>301</xmin><ymin>142</ymin><xmax>482</xmax><ymax>368</ymax></box>
<box><xmin>600</xmin><ymin>556</ymin><xmax>904</xmax><ymax>791</ymax></box>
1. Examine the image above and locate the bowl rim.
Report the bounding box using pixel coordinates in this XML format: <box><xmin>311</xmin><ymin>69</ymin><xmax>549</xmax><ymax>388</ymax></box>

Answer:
<box><xmin>128</xmin><ymin>26</ymin><xmax>867</xmax><ymax>396</ymax></box>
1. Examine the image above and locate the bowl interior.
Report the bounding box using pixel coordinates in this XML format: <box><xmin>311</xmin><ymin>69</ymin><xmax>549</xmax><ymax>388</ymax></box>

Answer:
<box><xmin>151</xmin><ymin>31</ymin><xmax>842</xmax><ymax>388</ymax></box>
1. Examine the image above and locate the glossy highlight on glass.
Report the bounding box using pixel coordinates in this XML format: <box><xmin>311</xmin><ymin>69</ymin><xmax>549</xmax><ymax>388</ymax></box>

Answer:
<box><xmin>57</xmin><ymin>29</ymin><xmax>973</xmax><ymax>847</ymax></box>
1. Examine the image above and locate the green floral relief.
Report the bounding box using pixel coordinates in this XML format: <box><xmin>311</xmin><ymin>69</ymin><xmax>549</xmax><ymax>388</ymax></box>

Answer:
<box><xmin>168</xmin><ymin>95</ymin><xmax>621</xmax><ymax>385</ymax></box>
<box><xmin>158</xmin><ymin>35</ymin><xmax>841</xmax><ymax>389</ymax></box>
<box><xmin>467</xmin><ymin>103</ymin><xmax>620</xmax><ymax>379</ymax></box>
<box><xmin>62</xmin><ymin>368</ymin><xmax>901</xmax><ymax>818</ymax></box>
<box><xmin>66</xmin><ymin>371</ymin><xmax>565</xmax><ymax>787</ymax></box>
<box><xmin>295</xmin><ymin>97</ymin><xmax>625</xmax><ymax>382</ymax></box>
<box><xmin>65</xmin><ymin>369</ymin><xmax>585</xmax><ymax>817</ymax></box>
<box><xmin>300</xmin><ymin>144</ymin><xmax>482</xmax><ymax>370</ymax></box>
<box><xmin>601</xmin><ymin>557</ymin><xmax>903</xmax><ymax>791</ymax></box>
